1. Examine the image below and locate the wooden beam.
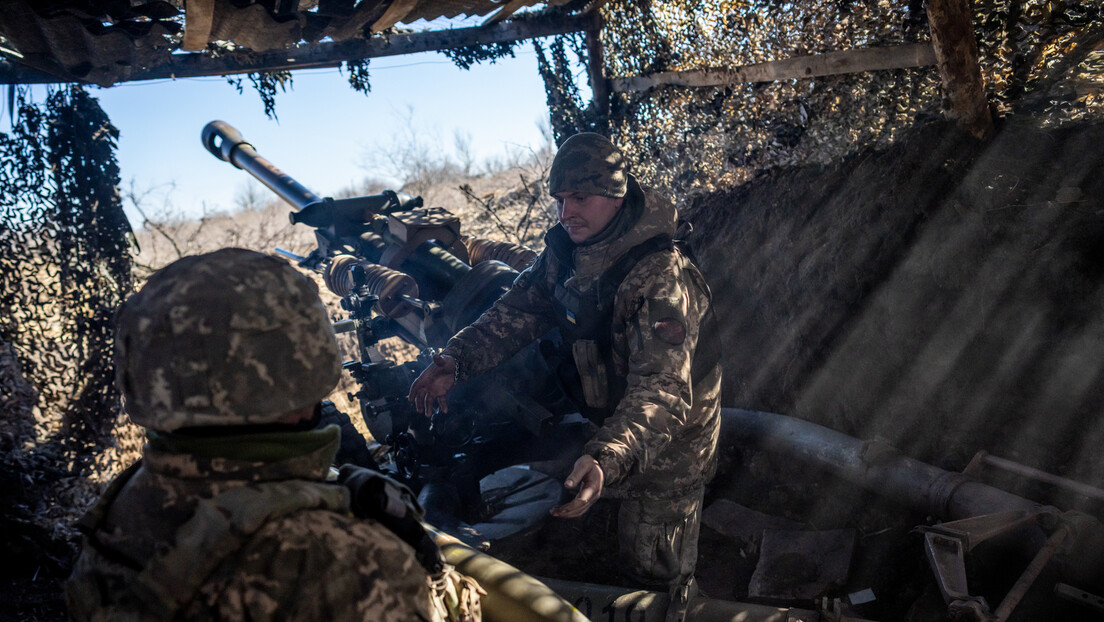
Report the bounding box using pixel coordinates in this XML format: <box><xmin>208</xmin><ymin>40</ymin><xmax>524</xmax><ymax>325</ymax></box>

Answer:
<box><xmin>369</xmin><ymin>0</ymin><xmax>419</xmax><ymax>33</ymax></box>
<box><xmin>0</xmin><ymin>12</ymin><xmax>598</xmax><ymax>85</ymax></box>
<box><xmin>926</xmin><ymin>0</ymin><xmax>993</xmax><ymax>139</ymax></box>
<box><xmin>182</xmin><ymin>0</ymin><xmax>214</xmax><ymax>51</ymax></box>
<box><xmin>584</xmin><ymin>18</ymin><xmax>608</xmax><ymax>117</ymax></box>
<box><xmin>482</xmin><ymin>0</ymin><xmax>532</xmax><ymax>27</ymax></box>
<box><xmin>328</xmin><ymin>0</ymin><xmax>386</xmax><ymax>42</ymax></box>
<box><xmin>611</xmin><ymin>42</ymin><xmax>937</xmax><ymax>92</ymax></box>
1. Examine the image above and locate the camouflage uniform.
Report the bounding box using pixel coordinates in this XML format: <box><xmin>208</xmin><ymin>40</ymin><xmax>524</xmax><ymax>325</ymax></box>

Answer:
<box><xmin>66</xmin><ymin>249</ymin><xmax>436</xmax><ymax>622</ymax></box>
<box><xmin>441</xmin><ymin>135</ymin><xmax>721</xmax><ymax>588</ymax></box>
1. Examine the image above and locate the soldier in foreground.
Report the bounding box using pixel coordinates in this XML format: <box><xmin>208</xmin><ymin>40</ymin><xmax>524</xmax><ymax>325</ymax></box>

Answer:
<box><xmin>66</xmin><ymin>249</ymin><xmax>441</xmax><ymax>622</ymax></box>
<box><xmin>410</xmin><ymin>134</ymin><xmax>722</xmax><ymax>600</ymax></box>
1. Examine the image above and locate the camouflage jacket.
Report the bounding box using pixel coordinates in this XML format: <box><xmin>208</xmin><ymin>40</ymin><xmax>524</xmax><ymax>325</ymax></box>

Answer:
<box><xmin>441</xmin><ymin>183</ymin><xmax>721</xmax><ymax>499</ymax></box>
<box><xmin>66</xmin><ymin>425</ymin><xmax>436</xmax><ymax>622</ymax></box>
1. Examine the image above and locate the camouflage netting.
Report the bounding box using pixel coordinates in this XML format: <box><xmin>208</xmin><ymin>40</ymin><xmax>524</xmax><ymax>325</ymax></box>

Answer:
<box><xmin>536</xmin><ymin>0</ymin><xmax>1104</xmax><ymax>203</ymax></box>
<box><xmin>0</xmin><ymin>86</ymin><xmax>137</xmax><ymax>589</ymax></box>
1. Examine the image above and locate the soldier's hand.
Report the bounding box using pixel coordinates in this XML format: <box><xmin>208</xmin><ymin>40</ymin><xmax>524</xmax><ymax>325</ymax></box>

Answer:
<box><xmin>550</xmin><ymin>455</ymin><xmax>604</xmax><ymax>519</ymax></box>
<box><xmin>408</xmin><ymin>353</ymin><xmax>457</xmax><ymax>419</ymax></box>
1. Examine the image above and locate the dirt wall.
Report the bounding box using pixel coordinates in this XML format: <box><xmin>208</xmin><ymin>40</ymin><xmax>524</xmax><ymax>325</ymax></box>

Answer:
<box><xmin>690</xmin><ymin>116</ymin><xmax>1104</xmax><ymax>500</ymax></box>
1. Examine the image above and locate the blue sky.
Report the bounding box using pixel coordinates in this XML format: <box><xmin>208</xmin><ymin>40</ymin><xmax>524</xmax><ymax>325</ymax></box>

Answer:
<box><xmin>78</xmin><ymin>40</ymin><xmax>556</xmax><ymax>222</ymax></box>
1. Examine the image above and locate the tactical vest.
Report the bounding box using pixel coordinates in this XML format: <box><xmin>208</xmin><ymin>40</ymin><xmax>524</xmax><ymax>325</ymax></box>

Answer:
<box><xmin>544</xmin><ymin>232</ymin><xmax>721</xmax><ymax>423</ymax></box>
<box><xmin>67</xmin><ymin>462</ymin><xmax>445</xmax><ymax>621</ymax></box>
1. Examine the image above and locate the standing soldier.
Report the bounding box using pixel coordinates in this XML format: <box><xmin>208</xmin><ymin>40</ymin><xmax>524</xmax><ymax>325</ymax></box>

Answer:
<box><xmin>67</xmin><ymin>248</ymin><xmax>443</xmax><ymax>622</ymax></box>
<box><xmin>410</xmin><ymin>133</ymin><xmax>721</xmax><ymax>610</ymax></box>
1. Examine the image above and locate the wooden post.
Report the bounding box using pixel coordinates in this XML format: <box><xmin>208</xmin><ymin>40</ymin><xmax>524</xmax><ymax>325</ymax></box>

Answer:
<box><xmin>182</xmin><ymin>0</ymin><xmax>214</xmax><ymax>51</ymax></box>
<box><xmin>926</xmin><ymin>0</ymin><xmax>993</xmax><ymax>139</ymax></box>
<box><xmin>585</xmin><ymin>18</ymin><xmax>609</xmax><ymax>118</ymax></box>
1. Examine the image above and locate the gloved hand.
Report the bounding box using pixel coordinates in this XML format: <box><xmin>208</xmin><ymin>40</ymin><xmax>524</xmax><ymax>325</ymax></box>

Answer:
<box><xmin>337</xmin><ymin>463</ymin><xmax>423</xmax><ymax>522</ymax></box>
<box><xmin>337</xmin><ymin>464</ymin><xmax>443</xmax><ymax>573</ymax></box>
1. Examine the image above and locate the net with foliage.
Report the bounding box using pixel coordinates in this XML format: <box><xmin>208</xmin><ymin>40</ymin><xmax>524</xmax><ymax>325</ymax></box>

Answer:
<box><xmin>0</xmin><ymin>86</ymin><xmax>136</xmax><ymax>573</ymax></box>
<box><xmin>535</xmin><ymin>0</ymin><xmax>1104</xmax><ymax>203</ymax></box>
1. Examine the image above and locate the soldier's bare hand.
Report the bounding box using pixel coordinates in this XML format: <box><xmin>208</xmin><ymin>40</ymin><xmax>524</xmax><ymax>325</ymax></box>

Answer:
<box><xmin>550</xmin><ymin>455</ymin><xmax>604</xmax><ymax>519</ymax></box>
<box><xmin>408</xmin><ymin>354</ymin><xmax>457</xmax><ymax>418</ymax></box>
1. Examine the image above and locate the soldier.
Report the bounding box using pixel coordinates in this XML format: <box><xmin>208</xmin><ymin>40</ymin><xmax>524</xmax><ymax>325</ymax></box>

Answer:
<box><xmin>66</xmin><ymin>248</ymin><xmax>442</xmax><ymax>622</ymax></box>
<box><xmin>409</xmin><ymin>133</ymin><xmax>721</xmax><ymax>603</ymax></box>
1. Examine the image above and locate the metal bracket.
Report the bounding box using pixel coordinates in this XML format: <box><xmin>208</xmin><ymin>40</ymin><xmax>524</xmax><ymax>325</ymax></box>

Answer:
<box><xmin>917</xmin><ymin>507</ymin><xmax>1067</xmax><ymax>622</ymax></box>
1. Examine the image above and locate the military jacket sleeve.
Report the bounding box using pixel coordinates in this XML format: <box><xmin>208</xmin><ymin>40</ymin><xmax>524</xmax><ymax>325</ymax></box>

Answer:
<box><xmin>441</xmin><ymin>252</ymin><xmax>559</xmax><ymax>381</ymax></box>
<box><xmin>196</xmin><ymin>510</ymin><xmax>435</xmax><ymax>622</ymax></box>
<box><xmin>584</xmin><ymin>250</ymin><xmax>711</xmax><ymax>486</ymax></box>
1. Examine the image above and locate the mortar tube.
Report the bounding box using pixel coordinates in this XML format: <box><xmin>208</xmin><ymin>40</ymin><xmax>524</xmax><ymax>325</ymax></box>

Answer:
<box><xmin>536</xmin><ymin>577</ymin><xmax>821</xmax><ymax>622</ymax></box>
<box><xmin>428</xmin><ymin>527</ymin><xmax>590</xmax><ymax>622</ymax></box>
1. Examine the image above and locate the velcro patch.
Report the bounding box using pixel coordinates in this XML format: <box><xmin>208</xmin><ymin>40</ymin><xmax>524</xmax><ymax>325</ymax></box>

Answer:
<box><xmin>653</xmin><ymin>318</ymin><xmax>686</xmax><ymax>345</ymax></box>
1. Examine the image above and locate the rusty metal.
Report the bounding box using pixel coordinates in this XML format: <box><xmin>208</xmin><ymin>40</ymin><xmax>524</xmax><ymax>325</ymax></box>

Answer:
<box><xmin>993</xmin><ymin>525</ymin><xmax>1068</xmax><ymax>621</ymax></box>
<box><xmin>1053</xmin><ymin>583</ymin><xmax>1104</xmax><ymax>614</ymax></box>
<box><xmin>922</xmin><ymin>531</ymin><xmax>992</xmax><ymax>621</ymax></box>
<box><xmin>965</xmin><ymin>451</ymin><xmax>1104</xmax><ymax>506</ymax></box>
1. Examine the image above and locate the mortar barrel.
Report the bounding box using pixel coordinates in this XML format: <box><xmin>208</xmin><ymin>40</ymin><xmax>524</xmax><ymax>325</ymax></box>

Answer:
<box><xmin>201</xmin><ymin>120</ymin><xmax>322</xmax><ymax>210</ymax></box>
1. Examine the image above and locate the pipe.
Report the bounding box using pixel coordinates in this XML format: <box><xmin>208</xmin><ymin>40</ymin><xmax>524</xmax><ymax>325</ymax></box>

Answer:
<box><xmin>972</xmin><ymin>451</ymin><xmax>1104</xmax><ymax>505</ymax></box>
<box><xmin>720</xmin><ymin>409</ymin><xmax>1039</xmax><ymax>521</ymax></box>
<box><xmin>719</xmin><ymin>409</ymin><xmax>1104</xmax><ymax>591</ymax></box>
<box><xmin>429</xmin><ymin>527</ymin><xmax>590</xmax><ymax>622</ymax></box>
<box><xmin>536</xmin><ymin>577</ymin><xmax>821</xmax><ymax>622</ymax></box>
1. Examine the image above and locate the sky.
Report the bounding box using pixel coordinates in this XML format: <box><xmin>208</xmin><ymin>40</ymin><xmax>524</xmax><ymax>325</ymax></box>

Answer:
<box><xmin>11</xmin><ymin>34</ymin><xmax>559</xmax><ymax>224</ymax></box>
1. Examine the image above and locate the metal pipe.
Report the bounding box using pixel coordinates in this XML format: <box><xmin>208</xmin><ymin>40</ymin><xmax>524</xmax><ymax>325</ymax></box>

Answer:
<box><xmin>720</xmin><ymin>409</ymin><xmax>1039</xmax><ymax>521</ymax></box>
<box><xmin>973</xmin><ymin>451</ymin><xmax>1104</xmax><ymax>505</ymax></box>
<box><xmin>720</xmin><ymin>409</ymin><xmax>1104</xmax><ymax>592</ymax></box>
<box><xmin>201</xmin><ymin>120</ymin><xmax>322</xmax><ymax>209</ymax></box>
<box><xmin>994</xmin><ymin>526</ymin><xmax>1068</xmax><ymax>622</ymax></box>
<box><xmin>536</xmin><ymin>577</ymin><xmax>821</xmax><ymax>622</ymax></box>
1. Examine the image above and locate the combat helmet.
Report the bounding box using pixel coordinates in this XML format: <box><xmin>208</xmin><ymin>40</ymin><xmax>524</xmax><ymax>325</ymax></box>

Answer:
<box><xmin>548</xmin><ymin>132</ymin><xmax>628</xmax><ymax>198</ymax></box>
<box><xmin>115</xmin><ymin>248</ymin><xmax>341</xmax><ymax>431</ymax></box>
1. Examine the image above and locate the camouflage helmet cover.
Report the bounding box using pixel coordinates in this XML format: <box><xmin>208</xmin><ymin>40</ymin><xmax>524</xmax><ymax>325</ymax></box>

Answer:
<box><xmin>115</xmin><ymin>248</ymin><xmax>341</xmax><ymax>431</ymax></box>
<box><xmin>548</xmin><ymin>132</ymin><xmax>628</xmax><ymax>198</ymax></box>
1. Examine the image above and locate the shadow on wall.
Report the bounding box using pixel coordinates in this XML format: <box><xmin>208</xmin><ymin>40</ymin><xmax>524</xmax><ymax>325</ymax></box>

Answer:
<box><xmin>690</xmin><ymin>116</ymin><xmax>1104</xmax><ymax>493</ymax></box>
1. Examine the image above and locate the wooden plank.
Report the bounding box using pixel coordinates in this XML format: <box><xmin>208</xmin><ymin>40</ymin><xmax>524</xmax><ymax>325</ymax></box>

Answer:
<box><xmin>585</xmin><ymin>20</ymin><xmax>608</xmax><ymax>117</ymax></box>
<box><xmin>69</xmin><ymin>12</ymin><xmax>598</xmax><ymax>84</ymax></box>
<box><xmin>182</xmin><ymin>0</ymin><xmax>214</xmax><ymax>51</ymax></box>
<box><xmin>329</xmin><ymin>0</ymin><xmax>386</xmax><ymax>42</ymax></box>
<box><xmin>927</xmin><ymin>0</ymin><xmax>993</xmax><ymax>138</ymax></box>
<box><xmin>369</xmin><ymin>0</ymin><xmax>420</xmax><ymax>33</ymax></box>
<box><xmin>481</xmin><ymin>0</ymin><xmax>531</xmax><ymax>27</ymax></box>
<box><xmin>610</xmin><ymin>42</ymin><xmax>938</xmax><ymax>92</ymax></box>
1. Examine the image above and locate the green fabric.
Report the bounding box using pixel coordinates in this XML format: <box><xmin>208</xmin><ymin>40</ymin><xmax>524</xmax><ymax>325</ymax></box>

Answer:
<box><xmin>148</xmin><ymin>425</ymin><xmax>341</xmax><ymax>464</ymax></box>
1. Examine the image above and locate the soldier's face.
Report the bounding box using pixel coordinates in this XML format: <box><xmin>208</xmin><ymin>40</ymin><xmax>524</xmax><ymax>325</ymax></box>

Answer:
<box><xmin>555</xmin><ymin>192</ymin><xmax>624</xmax><ymax>243</ymax></box>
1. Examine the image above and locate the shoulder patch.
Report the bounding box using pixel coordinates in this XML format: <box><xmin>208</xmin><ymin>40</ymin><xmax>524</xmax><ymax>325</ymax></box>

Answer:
<box><xmin>653</xmin><ymin>318</ymin><xmax>686</xmax><ymax>345</ymax></box>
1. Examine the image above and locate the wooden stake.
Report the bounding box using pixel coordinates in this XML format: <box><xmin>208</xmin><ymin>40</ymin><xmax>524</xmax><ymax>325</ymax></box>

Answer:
<box><xmin>926</xmin><ymin>0</ymin><xmax>993</xmax><ymax>139</ymax></box>
<box><xmin>585</xmin><ymin>20</ymin><xmax>609</xmax><ymax>118</ymax></box>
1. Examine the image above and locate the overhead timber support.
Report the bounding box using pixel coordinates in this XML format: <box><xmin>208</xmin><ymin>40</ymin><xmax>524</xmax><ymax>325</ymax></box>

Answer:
<box><xmin>584</xmin><ymin>15</ymin><xmax>609</xmax><ymax>118</ymax></box>
<box><xmin>610</xmin><ymin>43</ymin><xmax>938</xmax><ymax>92</ymax></box>
<box><xmin>926</xmin><ymin>0</ymin><xmax>994</xmax><ymax>139</ymax></box>
<box><xmin>0</xmin><ymin>12</ymin><xmax>599</xmax><ymax>85</ymax></box>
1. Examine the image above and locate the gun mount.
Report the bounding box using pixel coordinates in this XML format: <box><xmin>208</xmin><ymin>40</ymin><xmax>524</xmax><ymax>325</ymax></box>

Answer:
<box><xmin>202</xmin><ymin>120</ymin><xmax>581</xmax><ymax>540</ymax></box>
